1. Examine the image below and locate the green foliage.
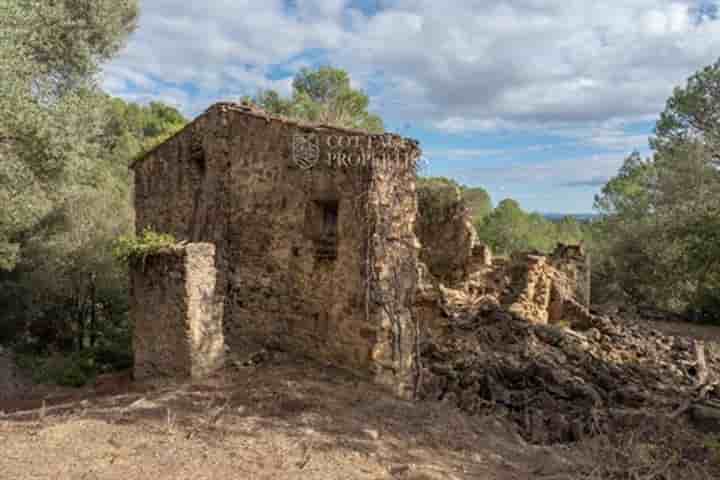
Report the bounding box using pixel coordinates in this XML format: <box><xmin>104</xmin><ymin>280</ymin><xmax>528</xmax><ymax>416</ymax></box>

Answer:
<box><xmin>461</xmin><ymin>186</ymin><xmax>493</xmax><ymax>222</ymax></box>
<box><xmin>0</xmin><ymin>0</ymin><xmax>142</xmax><ymax>354</ymax></box>
<box><xmin>15</xmin><ymin>346</ymin><xmax>131</xmax><ymax>387</ymax></box>
<box><xmin>593</xmin><ymin>58</ymin><xmax>720</xmax><ymax>319</ymax></box>
<box><xmin>104</xmin><ymin>98</ymin><xmax>187</xmax><ymax>166</ymax></box>
<box><xmin>415</xmin><ymin>176</ymin><xmax>583</xmax><ymax>257</ymax></box>
<box><xmin>247</xmin><ymin>66</ymin><xmax>384</xmax><ymax>133</ymax></box>
<box><xmin>653</xmin><ymin>59</ymin><xmax>720</xmax><ymax>164</ymax></box>
<box><xmin>416</xmin><ymin>177</ymin><xmax>493</xmax><ymax>225</ymax></box>
<box><xmin>0</xmin><ymin>0</ymin><xmax>184</xmax><ymax>355</ymax></box>
<box><xmin>416</xmin><ymin>177</ymin><xmax>465</xmax><ymax>221</ymax></box>
<box><xmin>113</xmin><ymin>228</ymin><xmax>177</xmax><ymax>266</ymax></box>
<box><xmin>0</xmin><ymin>0</ymin><xmax>139</xmax><ymax>270</ymax></box>
<box><xmin>475</xmin><ymin>199</ymin><xmax>586</xmax><ymax>255</ymax></box>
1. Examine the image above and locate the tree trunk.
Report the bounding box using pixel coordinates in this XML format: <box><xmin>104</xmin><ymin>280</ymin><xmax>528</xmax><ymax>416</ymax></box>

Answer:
<box><xmin>89</xmin><ymin>273</ymin><xmax>97</xmax><ymax>347</ymax></box>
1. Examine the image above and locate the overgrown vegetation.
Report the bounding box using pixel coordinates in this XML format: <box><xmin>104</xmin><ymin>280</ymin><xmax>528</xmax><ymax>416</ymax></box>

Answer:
<box><xmin>416</xmin><ymin>177</ymin><xmax>468</xmax><ymax>221</ymax></box>
<box><xmin>112</xmin><ymin>228</ymin><xmax>178</xmax><ymax>266</ymax></box>
<box><xmin>243</xmin><ymin>66</ymin><xmax>384</xmax><ymax>133</ymax></box>
<box><xmin>0</xmin><ymin>0</ymin><xmax>186</xmax><ymax>385</ymax></box>
<box><xmin>589</xmin><ymin>60</ymin><xmax>720</xmax><ymax>321</ymax></box>
<box><xmin>475</xmin><ymin>198</ymin><xmax>586</xmax><ymax>255</ymax></box>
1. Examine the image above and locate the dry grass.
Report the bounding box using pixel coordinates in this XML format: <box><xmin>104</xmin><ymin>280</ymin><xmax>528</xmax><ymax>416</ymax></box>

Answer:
<box><xmin>576</xmin><ymin>418</ymin><xmax>717</xmax><ymax>480</ymax></box>
<box><xmin>2</xmin><ymin>354</ymin><xmax>719</xmax><ymax>479</ymax></box>
<box><xmin>0</xmin><ymin>356</ymin><xmax>544</xmax><ymax>480</ymax></box>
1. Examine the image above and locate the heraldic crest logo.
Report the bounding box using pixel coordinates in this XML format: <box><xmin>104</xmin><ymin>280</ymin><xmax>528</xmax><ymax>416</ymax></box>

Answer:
<box><xmin>292</xmin><ymin>133</ymin><xmax>320</xmax><ymax>169</ymax></box>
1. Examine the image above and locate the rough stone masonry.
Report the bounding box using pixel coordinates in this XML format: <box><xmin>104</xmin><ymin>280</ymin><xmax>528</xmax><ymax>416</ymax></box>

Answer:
<box><xmin>129</xmin><ymin>101</ymin><xmax>592</xmax><ymax>399</ymax></box>
<box><xmin>130</xmin><ymin>102</ymin><xmax>422</xmax><ymax>397</ymax></box>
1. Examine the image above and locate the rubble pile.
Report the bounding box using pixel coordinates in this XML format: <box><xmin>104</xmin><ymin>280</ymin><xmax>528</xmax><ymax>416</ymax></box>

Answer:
<box><xmin>416</xmin><ymin>255</ymin><xmax>720</xmax><ymax>444</ymax></box>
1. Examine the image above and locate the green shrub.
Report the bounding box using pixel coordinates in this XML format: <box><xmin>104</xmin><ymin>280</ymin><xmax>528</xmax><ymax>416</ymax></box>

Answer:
<box><xmin>92</xmin><ymin>343</ymin><xmax>133</xmax><ymax>371</ymax></box>
<box><xmin>112</xmin><ymin>227</ymin><xmax>177</xmax><ymax>266</ymax></box>
<box><xmin>417</xmin><ymin>177</ymin><xmax>465</xmax><ymax>222</ymax></box>
<box><xmin>14</xmin><ymin>347</ymin><xmax>129</xmax><ymax>388</ymax></box>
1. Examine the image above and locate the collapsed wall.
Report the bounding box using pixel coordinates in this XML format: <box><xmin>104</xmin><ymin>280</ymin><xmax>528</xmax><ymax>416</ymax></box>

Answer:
<box><xmin>550</xmin><ymin>242</ymin><xmax>591</xmax><ymax>308</ymax></box>
<box><xmin>414</xmin><ymin>244</ymin><xmax>720</xmax><ymax>444</ymax></box>
<box><xmin>131</xmin><ymin>102</ymin><xmax>421</xmax><ymax>396</ymax></box>
<box><xmin>418</xmin><ymin>295</ymin><xmax>720</xmax><ymax>444</ymax></box>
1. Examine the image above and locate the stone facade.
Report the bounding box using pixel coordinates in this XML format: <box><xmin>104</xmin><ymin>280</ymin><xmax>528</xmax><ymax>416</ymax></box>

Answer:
<box><xmin>130</xmin><ymin>102</ymin><xmax>421</xmax><ymax>397</ymax></box>
<box><xmin>130</xmin><ymin>243</ymin><xmax>225</xmax><ymax>380</ymax></box>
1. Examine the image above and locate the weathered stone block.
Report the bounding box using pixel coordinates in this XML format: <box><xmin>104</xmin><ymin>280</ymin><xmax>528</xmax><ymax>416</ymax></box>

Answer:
<box><xmin>130</xmin><ymin>102</ymin><xmax>421</xmax><ymax>397</ymax></box>
<box><xmin>131</xmin><ymin>243</ymin><xmax>225</xmax><ymax>380</ymax></box>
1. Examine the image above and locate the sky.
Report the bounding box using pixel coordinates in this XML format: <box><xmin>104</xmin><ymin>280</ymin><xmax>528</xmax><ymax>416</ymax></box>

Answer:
<box><xmin>103</xmin><ymin>0</ymin><xmax>720</xmax><ymax>214</ymax></box>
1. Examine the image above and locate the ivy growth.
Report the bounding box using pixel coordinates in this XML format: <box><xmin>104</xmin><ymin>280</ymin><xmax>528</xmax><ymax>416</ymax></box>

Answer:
<box><xmin>112</xmin><ymin>227</ymin><xmax>177</xmax><ymax>266</ymax></box>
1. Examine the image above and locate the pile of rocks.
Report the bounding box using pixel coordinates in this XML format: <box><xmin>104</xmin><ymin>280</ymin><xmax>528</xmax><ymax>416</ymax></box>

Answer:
<box><xmin>417</xmin><ymin>300</ymin><xmax>720</xmax><ymax>444</ymax></box>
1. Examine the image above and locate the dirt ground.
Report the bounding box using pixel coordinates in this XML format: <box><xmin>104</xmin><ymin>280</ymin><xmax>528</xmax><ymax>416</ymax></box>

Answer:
<box><xmin>0</xmin><ymin>353</ymin><xmax>580</xmax><ymax>480</ymax></box>
<box><xmin>3</xmin><ymin>316</ymin><xmax>720</xmax><ymax>480</ymax></box>
<box><xmin>632</xmin><ymin>317</ymin><xmax>720</xmax><ymax>344</ymax></box>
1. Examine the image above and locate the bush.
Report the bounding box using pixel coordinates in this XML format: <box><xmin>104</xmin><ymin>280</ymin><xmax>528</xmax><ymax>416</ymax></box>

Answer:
<box><xmin>112</xmin><ymin>227</ymin><xmax>177</xmax><ymax>267</ymax></box>
<box><xmin>689</xmin><ymin>287</ymin><xmax>720</xmax><ymax>324</ymax></box>
<box><xmin>416</xmin><ymin>177</ymin><xmax>465</xmax><ymax>222</ymax></box>
<box><xmin>92</xmin><ymin>343</ymin><xmax>133</xmax><ymax>371</ymax></box>
<box><xmin>14</xmin><ymin>343</ymin><xmax>133</xmax><ymax>388</ymax></box>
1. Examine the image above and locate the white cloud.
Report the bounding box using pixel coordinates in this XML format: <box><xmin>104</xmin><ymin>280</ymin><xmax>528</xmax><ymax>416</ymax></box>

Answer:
<box><xmin>103</xmin><ymin>0</ymin><xmax>720</xmax><ymax>148</ymax></box>
<box><xmin>456</xmin><ymin>152</ymin><xmax>649</xmax><ymax>189</ymax></box>
<box><xmin>425</xmin><ymin>143</ymin><xmax>558</xmax><ymax>160</ymax></box>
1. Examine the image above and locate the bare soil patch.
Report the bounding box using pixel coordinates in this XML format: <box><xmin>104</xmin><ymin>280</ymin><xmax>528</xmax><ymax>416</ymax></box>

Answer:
<box><xmin>1</xmin><ymin>354</ymin><xmax>565</xmax><ymax>480</ymax></box>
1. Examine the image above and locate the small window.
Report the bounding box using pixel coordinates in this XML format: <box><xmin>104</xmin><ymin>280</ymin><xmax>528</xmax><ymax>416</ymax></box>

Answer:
<box><xmin>311</xmin><ymin>200</ymin><xmax>339</xmax><ymax>260</ymax></box>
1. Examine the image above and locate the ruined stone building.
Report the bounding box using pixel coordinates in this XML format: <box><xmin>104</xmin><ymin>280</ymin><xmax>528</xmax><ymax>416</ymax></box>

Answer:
<box><xmin>130</xmin><ymin>102</ymin><xmax>422</xmax><ymax>397</ymax></box>
<box><xmin>130</xmin><ymin>101</ymin><xmax>591</xmax><ymax>398</ymax></box>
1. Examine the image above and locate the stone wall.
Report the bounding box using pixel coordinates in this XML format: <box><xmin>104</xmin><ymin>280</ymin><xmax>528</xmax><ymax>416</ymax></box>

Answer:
<box><xmin>550</xmin><ymin>243</ymin><xmax>591</xmax><ymax>307</ymax></box>
<box><xmin>412</xmin><ymin>243</ymin><xmax>593</xmax><ymax>333</ymax></box>
<box><xmin>415</xmin><ymin>182</ymin><xmax>476</xmax><ymax>286</ymax></box>
<box><xmin>499</xmin><ymin>249</ymin><xmax>592</xmax><ymax>326</ymax></box>
<box><xmin>365</xmin><ymin>162</ymin><xmax>421</xmax><ymax>396</ymax></box>
<box><xmin>130</xmin><ymin>243</ymin><xmax>225</xmax><ymax>380</ymax></box>
<box><xmin>132</xmin><ymin>103</ymin><xmax>421</xmax><ymax>396</ymax></box>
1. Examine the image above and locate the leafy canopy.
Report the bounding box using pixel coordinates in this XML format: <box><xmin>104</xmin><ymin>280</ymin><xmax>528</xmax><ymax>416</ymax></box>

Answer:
<box><xmin>0</xmin><ymin>0</ymin><xmax>139</xmax><ymax>270</ymax></box>
<box><xmin>593</xmin><ymin>58</ymin><xmax>720</xmax><ymax>318</ymax></box>
<box><xmin>247</xmin><ymin>66</ymin><xmax>384</xmax><ymax>133</ymax></box>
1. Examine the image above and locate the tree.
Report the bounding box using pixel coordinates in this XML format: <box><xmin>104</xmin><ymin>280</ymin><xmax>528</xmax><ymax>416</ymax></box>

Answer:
<box><xmin>248</xmin><ymin>66</ymin><xmax>384</xmax><ymax>133</ymax></box>
<box><xmin>0</xmin><ymin>96</ymin><xmax>185</xmax><ymax>356</ymax></box>
<box><xmin>0</xmin><ymin>0</ymin><xmax>140</xmax><ymax>270</ymax></box>
<box><xmin>0</xmin><ymin>0</ymin><xmax>197</xmax><ymax>364</ymax></box>
<box><xmin>477</xmin><ymin>199</ymin><xmax>530</xmax><ymax>254</ymax></box>
<box><xmin>653</xmin><ymin>59</ymin><xmax>720</xmax><ymax>164</ymax></box>
<box><xmin>593</xmin><ymin>58</ymin><xmax>720</xmax><ymax>319</ymax></box>
<box><xmin>103</xmin><ymin>97</ymin><xmax>186</xmax><ymax>166</ymax></box>
<box><xmin>461</xmin><ymin>186</ymin><xmax>493</xmax><ymax>222</ymax></box>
